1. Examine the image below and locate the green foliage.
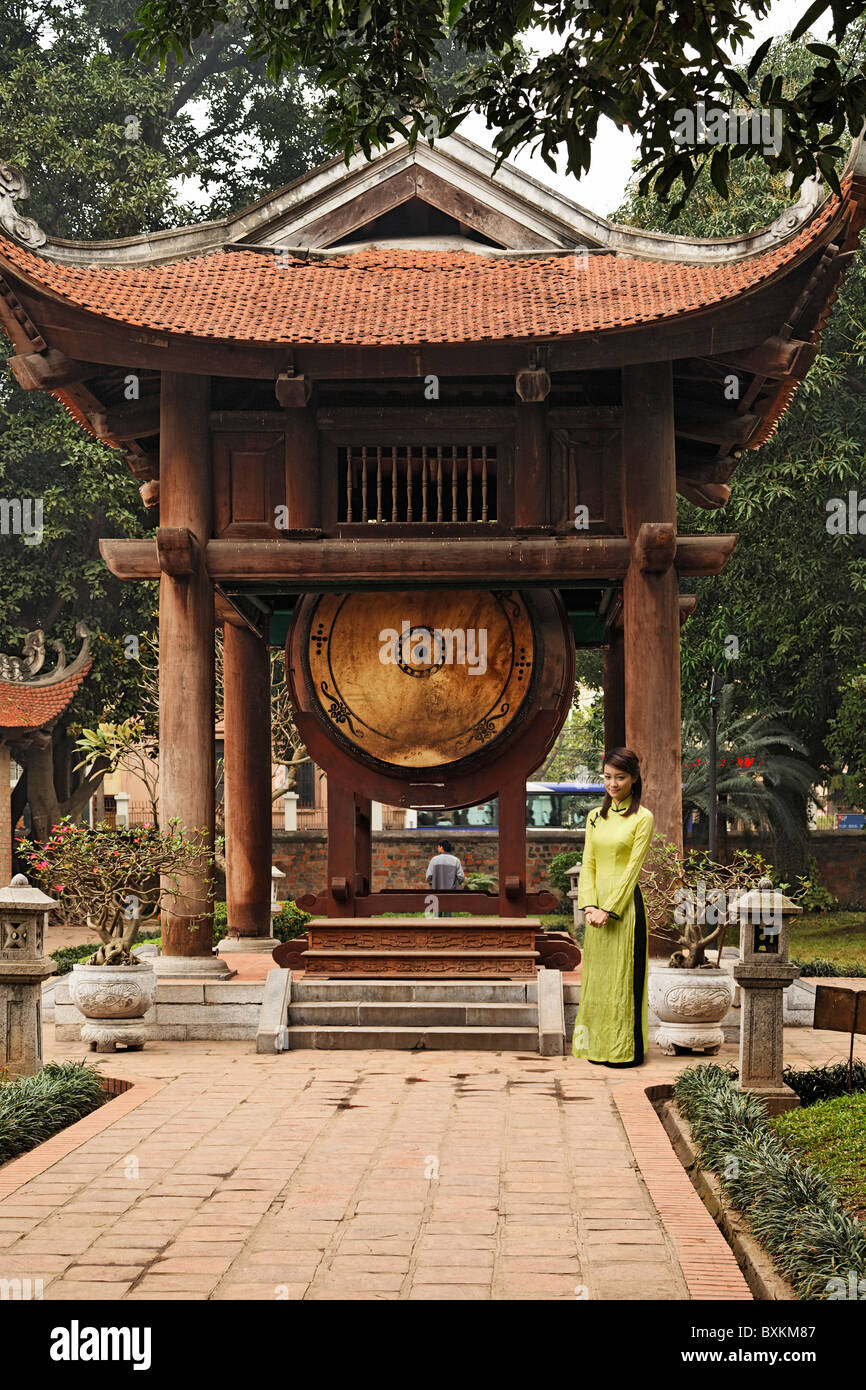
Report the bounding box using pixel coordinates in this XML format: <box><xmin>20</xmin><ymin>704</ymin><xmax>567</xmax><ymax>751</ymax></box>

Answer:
<box><xmin>546</xmin><ymin>850</ymin><xmax>581</xmax><ymax>904</ymax></box>
<box><xmin>0</xmin><ymin>1061</ymin><xmax>105</xmax><ymax>1166</ymax></box>
<box><xmin>463</xmin><ymin>872</ymin><xmax>496</xmax><ymax>893</ymax></box>
<box><xmin>618</xmin><ymin>37</ymin><xmax>866</xmax><ymax>837</ymax></box>
<box><xmin>22</xmin><ymin>818</ymin><xmax>217</xmax><ymax>964</ymax></box>
<box><xmin>791</xmin><ymin>956</ymin><xmax>866</xmax><ymax>975</ymax></box>
<box><xmin>131</xmin><ymin>2</ymin><xmax>866</xmax><ymax>208</ymax></box>
<box><xmin>682</xmin><ymin>684</ymin><xmax>815</xmax><ymax>841</ymax></box>
<box><xmin>537</xmin><ymin>699</ymin><xmax>604</xmax><ymax>782</ymax></box>
<box><xmin>674</xmin><ymin>1063</ymin><xmax>866</xmax><ymax>1297</ymax></box>
<box><xmin>771</xmin><ymin>1092</ymin><xmax>866</xmax><ymax>1219</ymax></box>
<box><xmin>794</xmin><ymin>856</ymin><xmax>839</xmax><ymax>912</ymax></box>
<box><xmin>826</xmin><ymin>662</ymin><xmax>866</xmax><ymax>809</ymax></box>
<box><xmin>782</xmin><ymin>1060</ymin><xmax>866</xmax><ymax>1103</ymax></box>
<box><xmin>212</xmin><ymin>899</ymin><xmax>310</xmax><ymax>943</ymax></box>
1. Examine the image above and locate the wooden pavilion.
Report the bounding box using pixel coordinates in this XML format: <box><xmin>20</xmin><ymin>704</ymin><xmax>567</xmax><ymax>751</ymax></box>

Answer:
<box><xmin>1</xmin><ymin>133</ymin><xmax>864</xmax><ymax>975</ymax></box>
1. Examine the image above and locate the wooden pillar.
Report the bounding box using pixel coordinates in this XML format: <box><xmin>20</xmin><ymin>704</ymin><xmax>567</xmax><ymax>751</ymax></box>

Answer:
<box><xmin>326</xmin><ymin>779</ymin><xmax>356</xmax><ymax>916</ymax></box>
<box><xmin>621</xmin><ymin>362</ymin><xmax>683</xmax><ymax>853</ymax></box>
<box><xmin>223</xmin><ymin>621</ymin><xmax>273</xmax><ymax>939</ymax></box>
<box><xmin>285</xmin><ymin>406</ymin><xmax>320</xmax><ymax>529</ymax></box>
<box><xmin>603</xmin><ymin>629</ymin><xmax>626</xmax><ymax>750</ymax></box>
<box><xmin>514</xmin><ymin>401</ymin><xmax>549</xmax><ymax>527</ymax></box>
<box><xmin>0</xmin><ymin>743</ymin><xmax>11</xmax><ymax>885</ymax></box>
<box><xmin>498</xmin><ymin>775</ymin><xmax>527</xmax><ymax>917</ymax></box>
<box><xmin>157</xmin><ymin>372</ymin><xmax>222</xmax><ymax>968</ymax></box>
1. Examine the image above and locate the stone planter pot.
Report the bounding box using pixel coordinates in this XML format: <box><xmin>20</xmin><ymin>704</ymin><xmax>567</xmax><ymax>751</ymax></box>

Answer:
<box><xmin>69</xmin><ymin>961</ymin><xmax>156</xmax><ymax>1053</ymax></box>
<box><xmin>649</xmin><ymin>965</ymin><xmax>735</xmax><ymax>1056</ymax></box>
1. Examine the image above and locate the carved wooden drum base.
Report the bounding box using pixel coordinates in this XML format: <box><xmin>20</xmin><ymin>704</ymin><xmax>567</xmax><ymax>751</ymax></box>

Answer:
<box><xmin>302</xmin><ymin>917</ymin><xmax>540</xmax><ymax>977</ymax></box>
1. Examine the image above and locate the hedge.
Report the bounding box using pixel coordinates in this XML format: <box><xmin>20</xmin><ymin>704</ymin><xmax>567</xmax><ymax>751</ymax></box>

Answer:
<box><xmin>0</xmin><ymin>1062</ymin><xmax>105</xmax><ymax>1166</ymax></box>
<box><xmin>673</xmin><ymin>1063</ymin><xmax>866</xmax><ymax>1299</ymax></box>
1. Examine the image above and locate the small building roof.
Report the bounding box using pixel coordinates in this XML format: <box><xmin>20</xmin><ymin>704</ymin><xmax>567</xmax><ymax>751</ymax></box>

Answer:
<box><xmin>0</xmin><ymin>626</ymin><xmax>92</xmax><ymax>736</ymax></box>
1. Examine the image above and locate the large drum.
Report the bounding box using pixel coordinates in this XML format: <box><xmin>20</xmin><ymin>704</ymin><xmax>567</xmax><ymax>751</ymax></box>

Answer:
<box><xmin>286</xmin><ymin>588</ymin><xmax>574</xmax><ymax>809</ymax></box>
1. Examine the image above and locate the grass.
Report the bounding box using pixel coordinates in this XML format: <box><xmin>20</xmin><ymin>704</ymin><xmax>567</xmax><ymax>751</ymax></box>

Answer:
<box><xmin>771</xmin><ymin>1093</ymin><xmax>866</xmax><ymax>1220</ymax></box>
<box><xmin>790</xmin><ymin>911</ymin><xmax>866</xmax><ymax>972</ymax></box>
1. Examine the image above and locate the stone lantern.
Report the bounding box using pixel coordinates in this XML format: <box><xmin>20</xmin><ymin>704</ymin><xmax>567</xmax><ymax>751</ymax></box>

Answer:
<box><xmin>565</xmin><ymin>861</ymin><xmax>585</xmax><ymax>933</ymax></box>
<box><xmin>0</xmin><ymin>874</ymin><xmax>57</xmax><ymax>1076</ymax></box>
<box><xmin>731</xmin><ymin>876</ymin><xmax>801</xmax><ymax>1115</ymax></box>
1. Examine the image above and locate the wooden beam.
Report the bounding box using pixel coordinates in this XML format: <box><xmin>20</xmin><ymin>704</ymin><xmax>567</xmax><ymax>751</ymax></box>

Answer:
<box><xmin>7</xmin><ymin>347</ymin><xmax>97</xmax><ymax>391</ymax></box>
<box><xmin>92</xmin><ymin>398</ymin><xmax>160</xmax><ymax>442</ymax></box>
<box><xmin>676</xmin><ymin>477</ymin><xmax>732</xmax><ymax>510</ymax></box>
<box><xmin>603</xmin><ymin>628</ymin><xmax>625</xmax><ymax>748</ymax></box>
<box><xmin>99</xmin><ymin>532</ymin><xmax>738</xmax><ymax>584</ymax></box>
<box><xmin>675</xmin><ymin>402</ymin><xmax>758</xmax><ymax>448</ymax></box>
<box><xmin>708</xmin><ymin>335</ymin><xmax>815</xmax><ymax>378</ymax></box>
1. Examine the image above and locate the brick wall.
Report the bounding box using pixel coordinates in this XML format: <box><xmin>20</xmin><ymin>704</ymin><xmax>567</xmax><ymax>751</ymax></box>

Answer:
<box><xmin>271</xmin><ymin>827</ymin><xmax>866</xmax><ymax>908</ymax></box>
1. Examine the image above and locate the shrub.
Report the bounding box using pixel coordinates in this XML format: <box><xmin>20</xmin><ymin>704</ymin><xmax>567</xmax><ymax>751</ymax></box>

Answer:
<box><xmin>547</xmin><ymin>851</ymin><xmax>581</xmax><ymax>903</ymax></box>
<box><xmin>794</xmin><ymin>857</ymin><xmax>839</xmax><ymax>913</ymax></box>
<box><xmin>464</xmin><ymin>873</ymin><xmax>497</xmax><ymax>893</ymax></box>
<box><xmin>782</xmin><ymin>1061</ymin><xmax>866</xmax><ymax>1105</ymax></box>
<box><xmin>50</xmin><ymin>929</ymin><xmax>166</xmax><ymax>976</ymax></box>
<box><xmin>792</xmin><ymin>957</ymin><xmax>866</xmax><ymax>978</ymax></box>
<box><xmin>0</xmin><ymin>1062</ymin><xmax>105</xmax><ymax>1165</ymax></box>
<box><xmin>673</xmin><ymin>1063</ymin><xmax>866</xmax><ymax>1298</ymax></box>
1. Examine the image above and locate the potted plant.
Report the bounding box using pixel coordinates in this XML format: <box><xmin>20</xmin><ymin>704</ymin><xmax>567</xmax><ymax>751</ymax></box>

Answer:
<box><xmin>21</xmin><ymin>817</ymin><xmax>215</xmax><ymax>1053</ymax></box>
<box><xmin>639</xmin><ymin>838</ymin><xmax>784</xmax><ymax>1055</ymax></box>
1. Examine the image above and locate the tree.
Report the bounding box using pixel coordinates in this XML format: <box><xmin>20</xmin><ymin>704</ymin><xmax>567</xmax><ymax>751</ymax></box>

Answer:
<box><xmin>0</xmin><ymin>378</ymin><xmax>158</xmax><ymax>841</ymax></box>
<box><xmin>0</xmin><ymin>1</ymin><xmax>328</xmax><ymax>840</ymax></box>
<box><xmin>681</xmin><ymin>683</ymin><xmax>817</xmax><ymax>846</ymax></box>
<box><xmin>616</xmin><ymin>36</ymin><xmax>866</xmax><ymax>869</ymax></box>
<box><xmin>826</xmin><ymin>663</ymin><xmax>866</xmax><ymax>809</ymax></box>
<box><xmin>132</xmin><ymin>0</ymin><xmax>866</xmax><ymax>210</ymax></box>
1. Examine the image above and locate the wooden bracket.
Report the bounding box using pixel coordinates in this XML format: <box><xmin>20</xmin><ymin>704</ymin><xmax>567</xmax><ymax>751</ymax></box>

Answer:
<box><xmin>515</xmin><ymin>367</ymin><xmax>551</xmax><ymax>402</ymax></box>
<box><xmin>330</xmin><ymin>876</ymin><xmax>350</xmax><ymax>901</ymax></box>
<box><xmin>275</xmin><ymin>371</ymin><xmax>312</xmax><ymax>407</ymax></box>
<box><xmin>8</xmin><ymin>348</ymin><xmax>96</xmax><ymax>391</ymax></box>
<box><xmin>92</xmin><ymin>399</ymin><xmax>160</xmax><ymax>442</ymax></box>
<box><xmin>504</xmin><ymin>875</ymin><xmax>523</xmax><ymax>900</ymax></box>
<box><xmin>634</xmin><ymin>521</ymin><xmax>677</xmax><ymax>573</ymax></box>
<box><xmin>139</xmin><ymin>479</ymin><xmax>160</xmax><ymax>508</ymax></box>
<box><xmin>156</xmin><ymin>526</ymin><xmax>197</xmax><ymax>576</ymax></box>
<box><xmin>679</xmin><ymin>594</ymin><xmax>698</xmax><ymax>626</ymax></box>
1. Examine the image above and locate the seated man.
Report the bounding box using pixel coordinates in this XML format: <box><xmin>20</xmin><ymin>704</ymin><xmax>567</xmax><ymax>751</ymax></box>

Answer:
<box><xmin>425</xmin><ymin>838</ymin><xmax>465</xmax><ymax>918</ymax></box>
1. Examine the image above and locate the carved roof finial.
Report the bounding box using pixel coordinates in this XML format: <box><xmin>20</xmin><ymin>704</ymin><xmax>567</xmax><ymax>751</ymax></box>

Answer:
<box><xmin>0</xmin><ymin>160</ymin><xmax>47</xmax><ymax>250</ymax></box>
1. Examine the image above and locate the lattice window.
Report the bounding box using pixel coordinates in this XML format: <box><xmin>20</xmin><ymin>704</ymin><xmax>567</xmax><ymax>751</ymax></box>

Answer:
<box><xmin>338</xmin><ymin>445</ymin><xmax>497</xmax><ymax>523</ymax></box>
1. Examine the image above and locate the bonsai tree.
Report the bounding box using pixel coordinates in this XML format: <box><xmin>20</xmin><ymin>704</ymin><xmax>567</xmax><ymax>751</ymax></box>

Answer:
<box><xmin>639</xmin><ymin>834</ymin><xmax>793</xmax><ymax>969</ymax></box>
<box><xmin>20</xmin><ymin>817</ymin><xmax>217</xmax><ymax>965</ymax></box>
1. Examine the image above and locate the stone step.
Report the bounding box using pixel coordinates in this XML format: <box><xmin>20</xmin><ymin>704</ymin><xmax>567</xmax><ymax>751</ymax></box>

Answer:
<box><xmin>285</xmin><ymin>1024</ymin><xmax>540</xmax><ymax>1051</ymax></box>
<box><xmin>288</xmin><ymin>1001</ymin><xmax>538</xmax><ymax>1027</ymax></box>
<box><xmin>293</xmin><ymin>979</ymin><xmax>538</xmax><ymax>1003</ymax></box>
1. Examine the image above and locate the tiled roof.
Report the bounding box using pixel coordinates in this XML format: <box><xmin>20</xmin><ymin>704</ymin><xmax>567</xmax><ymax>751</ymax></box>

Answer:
<box><xmin>0</xmin><ymin>195</ymin><xmax>844</xmax><ymax>347</ymax></box>
<box><xmin>0</xmin><ymin>663</ymin><xmax>91</xmax><ymax>731</ymax></box>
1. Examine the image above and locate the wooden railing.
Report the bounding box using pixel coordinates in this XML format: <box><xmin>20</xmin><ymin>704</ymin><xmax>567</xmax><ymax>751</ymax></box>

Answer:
<box><xmin>339</xmin><ymin>444</ymin><xmax>497</xmax><ymax>524</ymax></box>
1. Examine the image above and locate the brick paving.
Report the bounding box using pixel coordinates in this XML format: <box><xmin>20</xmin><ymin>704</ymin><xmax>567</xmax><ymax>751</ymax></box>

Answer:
<box><xmin>0</xmin><ymin>1023</ymin><xmax>854</xmax><ymax>1301</ymax></box>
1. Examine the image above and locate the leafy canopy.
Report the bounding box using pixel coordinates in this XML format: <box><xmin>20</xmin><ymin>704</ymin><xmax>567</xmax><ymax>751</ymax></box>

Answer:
<box><xmin>131</xmin><ymin>0</ymin><xmax>866</xmax><ymax>210</ymax></box>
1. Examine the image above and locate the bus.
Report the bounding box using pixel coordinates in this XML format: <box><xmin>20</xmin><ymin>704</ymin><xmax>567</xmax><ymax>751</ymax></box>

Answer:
<box><xmin>414</xmin><ymin>781</ymin><xmax>603</xmax><ymax>830</ymax></box>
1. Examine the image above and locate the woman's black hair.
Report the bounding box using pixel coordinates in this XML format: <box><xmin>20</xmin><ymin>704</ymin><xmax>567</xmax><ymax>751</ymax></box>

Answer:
<box><xmin>599</xmin><ymin>747</ymin><xmax>642</xmax><ymax>819</ymax></box>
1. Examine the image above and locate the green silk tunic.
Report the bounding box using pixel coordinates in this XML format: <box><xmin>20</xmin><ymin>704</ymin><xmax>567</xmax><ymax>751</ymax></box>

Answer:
<box><xmin>571</xmin><ymin>795</ymin><xmax>654</xmax><ymax>1065</ymax></box>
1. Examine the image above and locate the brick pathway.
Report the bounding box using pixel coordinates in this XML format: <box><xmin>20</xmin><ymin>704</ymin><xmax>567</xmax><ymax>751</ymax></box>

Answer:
<box><xmin>0</xmin><ymin>1025</ymin><xmax>853</xmax><ymax>1301</ymax></box>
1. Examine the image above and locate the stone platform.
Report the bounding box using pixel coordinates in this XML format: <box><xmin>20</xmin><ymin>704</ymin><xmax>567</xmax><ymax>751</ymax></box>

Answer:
<box><xmin>301</xmin><ymin>916</ymin><xmax>540</xmax><ymax>977</ymax></box>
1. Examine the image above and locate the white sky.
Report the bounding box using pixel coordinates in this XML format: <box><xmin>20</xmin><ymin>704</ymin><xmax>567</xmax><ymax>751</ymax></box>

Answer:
<box><xmin>460</xmin><ymin>0</ymin><xmax>831</xmax><ymax>216</ymax></box>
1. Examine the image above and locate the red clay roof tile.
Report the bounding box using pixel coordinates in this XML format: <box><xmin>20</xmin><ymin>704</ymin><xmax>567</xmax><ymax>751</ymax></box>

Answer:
<box><xmin>0</xmin><ymin>664</ymin><xmax>91</xmax><ymax>731</ymax></box>
<box><xmin>0</xmin><ymin>194</ymin><xmax>844</xmax><ymax>347</ymax></box>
